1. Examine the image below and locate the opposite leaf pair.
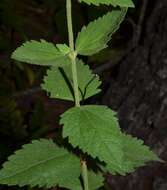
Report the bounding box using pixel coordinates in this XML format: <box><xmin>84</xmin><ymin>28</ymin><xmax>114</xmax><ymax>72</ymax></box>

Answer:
<box><xmin>13</xmin><ymin>40</ymin><xmax>101</xmax><ymax>101</ymax></box>
<box><xmin>12</xmin><ymin>8</ymin><xmax>127</xmax><ymax>65</ymax></box>
<box><xmin>11</xmin><ymin>8</ymin><xmax>127</xmax><ymax>102</ymax></box>
<box><xmin>0</xmin><ymin>105</ymin><xmax>160</xmax><ymax>189</ymax></box>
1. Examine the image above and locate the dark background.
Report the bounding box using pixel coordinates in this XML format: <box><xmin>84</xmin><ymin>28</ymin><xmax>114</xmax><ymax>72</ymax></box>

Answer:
<box><xmin>0</xmin><ymin>0</ymin><xmax>166</xmax><ymax>189</ymax></box>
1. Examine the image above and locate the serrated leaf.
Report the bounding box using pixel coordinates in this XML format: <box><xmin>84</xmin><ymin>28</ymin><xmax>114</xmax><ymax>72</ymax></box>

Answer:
<box><xmin>75</xmin><ymin>9</ymin><xmax>127</xmax><ymax>56</ymax></box>
<box><xmin>88</xmin><ymin>170</ymin><xmax>104</xmax><ymax>190</ymax></box>
<box><xmin>78</xmin><ymin>0</ymin><xmax>134</xmax><ymax>7</ymax></box>
<box><xmin>60</xmin><ymin>105</ymin><xmax>124</xmax><ymax>170</ymax></box>
<box><xmin>100</xmin><ymin>133</ymin><xmax>161</xmax><ymax>175</ymax></box>
<box><xmin>41</xmin><ymin>59</ymin><xmax>101</xmax><ymax>101</ymax></box>
<box><xmin>60</xmin><ymin>105</ymin><xmax>160</xmax><ymax>175</ymax></box>
<box><xmin>12</xmin><ymin>40</ymin><xmax>71</xmax><ymax>66</ymax></box>
<box><xmin>111</xmin><ymin>134</ymin><xmax>160</xmax><ymax>174</ymax></box>
<box><xmin>0</xmin><ymin>139</ymin><xmax>81</xmax><ymax>190</ymax></box>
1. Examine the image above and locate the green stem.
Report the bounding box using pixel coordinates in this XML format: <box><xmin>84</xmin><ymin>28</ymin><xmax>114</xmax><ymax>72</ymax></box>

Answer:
<box><xmin>71</xmin><ymin>57</ymin><xmax>80</xmax><ymax>107</ymax></box>
<box><xmin>66</xmin><ymin>0</ymin><xmax>80</xmax><ymax>107</ymax></box>
<box><xmin>66</xmin><ymin>0</ymin><xmax>74</xmax><ymax>50</ymax></box>
<box><xmin>81</xmin><ymin>160</ymin><xmax>89</xmax><ymax>190</ymax></box>
<box><xmin>66</xmin><ymin>1</ymin><xmax>89</xmax><ymax>189</ymax></box>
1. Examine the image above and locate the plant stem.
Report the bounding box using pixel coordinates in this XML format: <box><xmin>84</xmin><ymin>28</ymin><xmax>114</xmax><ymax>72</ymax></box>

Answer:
<box><xmin>71</xmin><ymin>58</ymin><xmax>80</xmax><ymax>107</ymax></box>
<box><xmin>66</xmin><ymin>0</ymin><xmax>80</xmax><ymax>107</ymax></box>
<box><xmin>66</xmin><ymin>0</ymin><xmax>74</xmax><ymax>50</ymax></box>
<box><xmin>81</xmin><ymin>160</ymin><xmax>89</xmax><ymax>190</ymax></box>
<box><xmin>66</xmin><ymin>1</ymin><xmax>89</xmax><ymax>189</ymax></box>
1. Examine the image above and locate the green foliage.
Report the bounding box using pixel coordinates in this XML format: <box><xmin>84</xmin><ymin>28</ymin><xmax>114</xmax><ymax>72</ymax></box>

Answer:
<box><xmin>60</xmin><ymin>105</ymin><xmax>160</xmax><ymax>175</ymax></box>
<box><xmin>12</xmin><ymin>40</ymin><xmax>71</xmax><ymax>66</ymax></box>
<box><xmin>0</xmin><ymin>139</ymin><xmax>81</xmax><ymax>190</ymax></box>
<box><xmin>0</xmin><ymin>0</ymin><xmax>161</xmax><ymax>190</ymax></box>
<box><xmin>88</xmin><ymin>171</ymin><xmax>104</xmax><ymax>190</ymax></box>
<box><xmin>103</xmin><ymin>133</ymin><xmax>161</xmax><ymax>175</ymax></box>
<box><xmin>41</xmin><ymin>59</ymin><xmax>101</xmax><ymax>101</ymax></box>
<box><xmin>60</xmin><ymin>105</ymin><xmax>124</xmax><ymax>171</ymax></box>
<box><xmin>78</xmin><ymin>0</ymin><xmax>134</xmax><ymax>7</ymax></box>
<box><xmin>75</xmin><ymin>9</ymin><xmax>127</xmax><ymax>55</ymax></box>
<box><xmin>112</xmin><ymin>134</ymin><xmax>161</xmax><ymax>174</ymax></box>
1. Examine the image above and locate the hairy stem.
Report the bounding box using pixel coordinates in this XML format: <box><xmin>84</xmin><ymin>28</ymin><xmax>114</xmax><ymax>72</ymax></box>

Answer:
<box><xmin>66</xmin><ymin>0</ymin><xmax>89</xmax><ymax>189</ymax></box>
<box><xmin>66</xmin><ymin>0</ymin><xmax>80</xmax><ymax>107</ymax></box>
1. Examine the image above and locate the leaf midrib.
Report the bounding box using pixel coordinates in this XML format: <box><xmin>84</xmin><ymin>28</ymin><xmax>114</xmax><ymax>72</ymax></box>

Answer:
<box><xmin>81</xmin><ymin>109</ymin><xmax>122</xmax><ymax>163</ymax></box>
<box><xmin>0</xmin><ymin>153</ymin><xmax>68</xmax><ymax>181</ymax></box>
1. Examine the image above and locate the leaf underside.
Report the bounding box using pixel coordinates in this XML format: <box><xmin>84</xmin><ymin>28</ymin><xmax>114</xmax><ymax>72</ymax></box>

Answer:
<box><xmin>12</xmin><ymin>40</ymin><xmax>71</xmax><ymax>67</ymax></box>
<box><xmin>78</xmin><ymin>0</ymin><xmax>134</xmax><ymax>7</ymax></box>
<box><xmin>41</xmin><ymin>59</ymin><xmax>101</xmax><ymax>101</ymax></box>
<box><xmin>75</xmin><ymin>8</ymin><xmax>127</xmax><ymax>56</ymax></box>
<box><xmin>0</xmin><ymin>139</ymin><xmax>81</xmax><ymax>190</ymax></box>
<box><xmin>60</xmin><ymin>105</ymin><xmax>160</xmax><ymax>175</ymax></box>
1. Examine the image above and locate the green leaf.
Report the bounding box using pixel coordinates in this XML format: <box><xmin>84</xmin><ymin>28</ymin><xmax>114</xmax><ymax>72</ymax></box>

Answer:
<box><xmin>78</xmin><ymin>0</ymin><xmax>134</xmax><ymax>7</ymax></box>
<box><xmin>109</xmin><ymin>134</ymin><xmax>160</xmax><ymax>174</ymax></box>
<box><xmin>60</xmin><ymin>105</ymin><xmax>160</xmax><ymax>175</ymax></box>
<box><xmin>41</xmin><ymin>59</ymin><xmax>101</xmax><ymax>101</ymax></box>
<box><xmin>100</xmin><ymin>133</ymin><xmax>161</xmax><ymax>175</ymax></box>
<box><xmin>12</xmin><ymin>40</ymin><xmax>71</xmax><ymax>66</ymax></box>
<box><xmin>60</xmin><ymin>105</ymin><xmax>124</xmax><ymax>169</ymax></box>
<box><xmin>88</xmin><ymin>170</ymin><xmax>104</xmax><ymax>190</ymax></box>
<box><xmin>0</xmin><ymin>139</ymin><xmax>81</xmax><ymax>190</ymax></box>
<box><xmin>56</xmin><ymin>43</ymin><xmax>71</xmax><ymax>55</ymax></box>
<box><xmin>75</xmin><ymin>9</ymin><xmax>127</xmax><ymax>56</ymax></box>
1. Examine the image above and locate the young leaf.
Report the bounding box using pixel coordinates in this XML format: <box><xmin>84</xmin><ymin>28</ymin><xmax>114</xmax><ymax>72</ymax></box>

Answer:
<box><xmin>41</xmin><ymin>59</ymin><xmax>101</xmax><ymax>101</ymax></box>
<box><xmin>12</xmin><ymin>40</ymin><xmax>71</xmax><ymax>66</ymax></box>
<box><xmin>88</xmin><ymin>170</ymin><xmax>104</xmax><ymax>190</ymax></box>
<box><xmin>75</xmin><ymin>9</ymin><xmax>127</xmax><ymax>56</ymax></box>
<box><xmin>0</xmin><ymin>139</ymin><xmax>81</xmax><ymax>190</ymax></box>
<box><xmin>78</xmin><ymin>0</ymin><xmax>134</xmax><ymax>8</ymax></box>
<box><xmin>60</xmin><ymin>105</ymin><xmax>124</xmax><ymax>169</ymax></box>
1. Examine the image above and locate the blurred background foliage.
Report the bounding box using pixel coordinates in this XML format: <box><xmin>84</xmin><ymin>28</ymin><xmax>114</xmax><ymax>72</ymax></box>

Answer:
<box><xmin>0</xmin><ymin>0</ymin><xmax>138</xmax><ymax>189</ymax></box>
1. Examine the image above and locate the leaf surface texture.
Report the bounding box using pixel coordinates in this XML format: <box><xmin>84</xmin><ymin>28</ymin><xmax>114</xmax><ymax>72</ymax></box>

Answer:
<box><xmin>41</xmin><ymin>60</ymin><xmax>101</xmax><ymax>101</ymax></box>
<box><xmin>61</xmin><ymin>105</ymin><xmax>160</xmax><ymax>175</ymax></box>
<box><xmin>0</xmin><ymin>139</ymin><xmax>81</xmax><ymax>189</ymax></box>
<box><xmin>12</xmin><ymin>40</ymin><xmax>70</xmax><ymax>66</ymax></box>
<box><xmin>75</xmin><ymin>9</ymin><xmax>127</xmax><ymax>55</ymax></box>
